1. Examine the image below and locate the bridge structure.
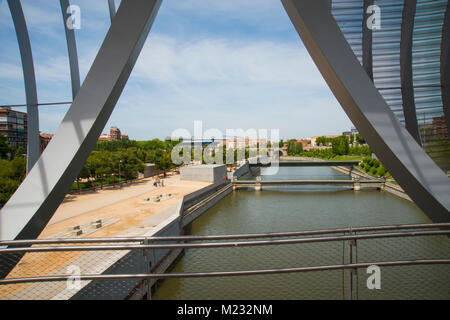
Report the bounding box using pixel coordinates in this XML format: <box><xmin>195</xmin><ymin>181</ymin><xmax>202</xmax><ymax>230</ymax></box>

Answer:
<box><xmin>249</xmin><ymin>161</ymin><xmax>360</xmax><ymax>168</ymax></box>
<box><xmin>1</xmin><ymin>0</ymin><xmax>449</xmax><ymax>286</ymax></box>
<box><xmin>232</xmin><ymin>178</ymin><xmax>384</xmax><ymax>191</ymax></box>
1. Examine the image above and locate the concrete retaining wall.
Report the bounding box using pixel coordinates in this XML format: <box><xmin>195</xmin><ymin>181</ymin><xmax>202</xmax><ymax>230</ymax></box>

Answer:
<box><xmin>233</xmin><ymin>162</ymin><xmax>250</xmax><ymax>179</ymax></box>
<box><xmin>180</xmin><ymin>164</ymin><xmax>227</xmax><ymax>183</ymax></box>
<box><xmin>71</xmin><ymin>182</ymin><xmax>232</xmax><ymax>300</ymax></box>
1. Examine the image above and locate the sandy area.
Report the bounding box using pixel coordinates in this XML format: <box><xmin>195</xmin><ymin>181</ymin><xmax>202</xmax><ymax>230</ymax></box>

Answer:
<box><xmin>0</xmin><ymin>174</ymin><xmax>209</xmax><ymax>299</ymax></box>
<box><xmin>40</xmin><ymin>174</ymin><xmax>209</xmax><ymax>238</ymax></box>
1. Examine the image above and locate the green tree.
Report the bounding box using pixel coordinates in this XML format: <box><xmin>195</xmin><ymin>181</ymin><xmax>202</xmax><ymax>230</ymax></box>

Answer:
<box><xmin>331</xmin><ymin>136</ymin><xmax>350</xmax><ymax>155</ymax></box>
<box><xmin>0</xmin><ymin>157</ymin><xmax>26</xmax><ymax>207</ymax></box>
<box><xmin>0</xmin><ymin>134</ymin><xmax>12</xmax><ymax>159</ymax></box>
<box><xmin>356</xmin><ymin>134</ymin><xmax>366</xmax><ymax>145</ymax></box>
<box><xmin>294</xmin><ymin>142</ymin><xmax>303</xmax><ymax>155</ymax></box>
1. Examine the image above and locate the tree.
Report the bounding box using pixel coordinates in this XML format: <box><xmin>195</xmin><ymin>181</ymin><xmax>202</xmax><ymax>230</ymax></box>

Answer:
<box><xmin>0</xmin><ymin>134</ymin><xmax>12</xmax><ymax>160</ymax></box>
<box><xmin>287</xmin><ymin>139</ymin><xmax>297</xmax><ymax>156</ymax></box>
<box><xmin>316</xmin><ymin>136</ymin><xmax>327</xmax><ymax>146</ymax></box>
<box><xmin>356</xmin><ymin>134</ymin><xmax>366</xmax><ymax>145</ymax></box>
<box><xmin>0</xmin><ymin>157</ymin><xmax>26</xmax><ymax>207</ymax></box>
<box><xmin>331</xmin><ymin>136</ymin><xmax>350</xmax><ymax>155</ymax></box>
<box><xmin>294</xmin><ymin>142</ymin><xmax>303</xmax><ymax>154</ymax></box>
<box><xmin>15</xmin><ymin>147</ymin><xmax>24</xmax><ymax>158</ymax></box>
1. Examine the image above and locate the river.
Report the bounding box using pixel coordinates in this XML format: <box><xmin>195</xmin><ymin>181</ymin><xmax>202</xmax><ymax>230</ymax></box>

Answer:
<box><xmin>153</xmin><ymin>167</ymin><xmax>449</xmax><ymax>299</ymax></box>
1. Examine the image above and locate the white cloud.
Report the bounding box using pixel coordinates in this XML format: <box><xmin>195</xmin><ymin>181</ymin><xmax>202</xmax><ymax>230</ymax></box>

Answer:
<box><xmin>134</xmin><ymin>35</ymin><xmax>326</xmax><ymax>88</ymax></box>
<box><xmin>0</xmin><ymin>63</ymin><xmax>23</xmax><ymax>80</ymax></box>
<box><xmin>108</xmin><ymin>34</ymin><xmax>352</xmax><ymax>140</ymax></box>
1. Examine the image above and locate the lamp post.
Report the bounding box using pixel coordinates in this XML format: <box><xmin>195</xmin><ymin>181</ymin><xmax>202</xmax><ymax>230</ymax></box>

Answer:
<box><xmin>119</xmin><ymin>159</ymin><xmax>122</xmax><ymax>188</ymax></box>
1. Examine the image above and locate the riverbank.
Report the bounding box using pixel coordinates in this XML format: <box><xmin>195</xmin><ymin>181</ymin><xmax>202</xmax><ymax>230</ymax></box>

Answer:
<box><xmin>280</xmin><ymin>156</ymin><xmax>411</xmax><ymax>201</ymax></box>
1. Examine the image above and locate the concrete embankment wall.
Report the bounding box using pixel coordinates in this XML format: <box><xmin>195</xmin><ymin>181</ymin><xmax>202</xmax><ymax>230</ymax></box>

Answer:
<box><xmin>233</xmin><ymin>162</ymin><xmax>250</xmax><ymax>179</ymax></box>
<box><xmin>331</xmin><ymin>165</ymin><xmax>412</xmax><ymax>202</ymax></box>
<box><xmin>71</xmin><ymin>181</ymin><xmax>232</xmax><ymax>300</ymax></box>
<box><xmin>233</xmin><ymin>162</ymin><xmax>261</xmax><ymax>180</ymax></box>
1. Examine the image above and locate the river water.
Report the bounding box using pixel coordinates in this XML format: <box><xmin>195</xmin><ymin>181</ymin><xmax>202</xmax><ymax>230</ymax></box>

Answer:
<box><xmin>153</xmin><ymin>167</ymin><xmax>449</xmax><ymax>300</ymax></box>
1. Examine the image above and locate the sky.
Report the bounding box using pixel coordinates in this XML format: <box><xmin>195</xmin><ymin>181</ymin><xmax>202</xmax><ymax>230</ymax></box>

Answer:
<box><xmin>0</xmin><ymin>0</ymin><xmax>354</xmax><ymax>141</ymax></box>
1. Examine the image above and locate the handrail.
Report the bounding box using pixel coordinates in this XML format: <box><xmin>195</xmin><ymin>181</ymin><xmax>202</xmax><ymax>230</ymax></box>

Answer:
<box><xmin>1</xmin><ymin>223</ymin><xmax>449</xmax><ymax>246</ymax></box>
<box><xmin>1</xmin><ymin>259</ymin><xmax>448</xmax><ymax>285</ymax></box>
<box><xmin>1</xmin><ymin>229</ymin><xmax>449</xmax><ymax>253</ymax></box>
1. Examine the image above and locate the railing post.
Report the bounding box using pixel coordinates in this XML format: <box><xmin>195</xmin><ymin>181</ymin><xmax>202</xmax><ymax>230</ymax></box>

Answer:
<box><xmin>143</xmin><ymin>237</ymin><xmax>152</xmax><ymax>300</ymax></box>
<box><xmin>348</xmin><ymin>228</ymin><xmax>356</xmax><ymax>300</ymax></box>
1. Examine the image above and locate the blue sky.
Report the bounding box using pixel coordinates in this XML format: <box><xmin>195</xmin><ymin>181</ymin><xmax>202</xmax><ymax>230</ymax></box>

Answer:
<box><xmin>0</xmin><ymin>0</ymin><xmax>353</xmax><ymax>140</ymax></box>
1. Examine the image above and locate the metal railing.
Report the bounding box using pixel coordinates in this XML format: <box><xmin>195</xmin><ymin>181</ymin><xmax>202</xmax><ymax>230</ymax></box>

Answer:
<box><xmin>0</xmin><ymin>223</ymin><xmax>449</xmax><ymax>300</ymax></box>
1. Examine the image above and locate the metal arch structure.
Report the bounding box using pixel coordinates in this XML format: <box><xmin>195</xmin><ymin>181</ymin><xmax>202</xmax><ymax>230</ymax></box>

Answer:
<box><xmin>362</xmin><ymin>0</ymin><xmax>374</xmax><ymax>81</ymax></box>
<box><xmin>0</xmin><ymin>0</ymin><xmax>162</xmax><ymax>245</ymax></box>
<box><xmin>400</xmin><ymin>0</ymin><xmax>421</xmax><ymax>145</ymax></box>
<box><xmin>0</xmin><ymin>0</ymin><xmax>449</xmax><ymax>277</ymax></box>
<box><xmin>59</xmin><ymin>0</ymin><xmax>81</xmax><ymax>100</ymax></box>
<box><xmin>108</xmin><ymin>0</ymin><xmax>116</xmax><ymax>22</ymax></box>
<box><xmin>281</xmin><ymin>0</ymin><xmax>450</xmax><ymax>221</ymax></box>
<box><xmin>442</xmin><ymin>0</ymin><xmax>450</xmax><ymax>138</ymax></box>
<box><xmin>7</xmin><ymin>0</ymin><xmax>40</xmax><ymax>173</ymax></box>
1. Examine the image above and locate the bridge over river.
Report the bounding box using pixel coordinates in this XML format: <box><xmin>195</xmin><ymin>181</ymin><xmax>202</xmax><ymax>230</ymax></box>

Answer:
<box><xmin>250</xmin><ymin>160</ymin><xmax>360</xmax><ymax>167</ymax></box>
<box><xmin>233</xmin><ymin>178</ymin><xmax>384</xmax><ymax>191</ymax></box>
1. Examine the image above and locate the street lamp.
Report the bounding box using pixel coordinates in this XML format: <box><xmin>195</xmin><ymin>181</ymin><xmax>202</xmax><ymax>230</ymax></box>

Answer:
<box><xmin>119</xmin><ymin>160</ymin><xmax>122</xmax><ymax>188</ymax></box>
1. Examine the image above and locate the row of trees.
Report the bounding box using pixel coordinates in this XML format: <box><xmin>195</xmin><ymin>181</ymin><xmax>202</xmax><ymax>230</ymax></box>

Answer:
<box><xmin>316</xmin><ymin>134</ymin><xmax>366</xmax><ymax>147</ymax></box>
<box><xmin>360</xmin><ymin>158</ymin><xmax>391</xmax><ymax>178</ymax></box>
<box><xmin>75</xmin><ymin>139</ymin><xmax>181</xmax><ymax>191</ymax></box>
<box><xmin>286</xmin><ymin>139</ymin><xmax>303</xmax><ymax>156</ymax></box>
<box><xmin>0</xmin><ymin>134</ymin><xmax>26</xmax><ymax>207</ymax></box>
<box><xmin>287</xmin><ymin>135</ymin><xmax>372</xmax><ymax>160</ymax></box>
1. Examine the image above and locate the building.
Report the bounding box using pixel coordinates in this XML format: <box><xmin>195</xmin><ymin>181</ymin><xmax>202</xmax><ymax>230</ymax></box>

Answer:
<box><xmin>296</xmin><ymin>139</ymin><xmax>310</xmax><ymax>151</ymax></box>
<box><xmin>98</xmin><ymin>126</ymin><xmax>128</xmax><ymax>141</ymax></box>
<box><xmin>0</xmin><ymin>108</ymin><xmax>27</xmax><ymax>151</ymax></box>
<box><xmin>221</xmin><ymin>138</ymin><xmax>267</xmax><ymax>149</ymax></box>
<box><xmin>432</xmin><ymin>115</ymin><xmax>448</xmax><ymax>139</ymax></box>
<box><xmin>98</xmin><ymin>133</ymin><xmax>112</xmax><ymax>141</ymax></box>
<box><xmin>39</xmin><ymin>133</ymin><xmax>54</xmax><ymax>153</ymax></box>
<box><xmin>110</xmin><ymin>126</ymin><xmax>121</xmax><ymax>140</ymax></box>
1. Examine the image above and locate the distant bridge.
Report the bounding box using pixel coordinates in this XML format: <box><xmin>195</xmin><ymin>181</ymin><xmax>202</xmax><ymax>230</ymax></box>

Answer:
<box><xmin>249</xmin><ymin>161</ymin><xmax>361</xmax><ymax>167</ymax></box>
<box><xmin>233</xmin><ymin>178</ymin><xmax>384</xmax><ymax>191</ymax></box>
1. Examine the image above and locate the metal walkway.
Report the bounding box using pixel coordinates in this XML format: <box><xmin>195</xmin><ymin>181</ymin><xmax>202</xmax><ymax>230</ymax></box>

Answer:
<box><xmin>0</xmin><ymin>223</ymin><xmax>449</xmax><ymax>300</ymax></box>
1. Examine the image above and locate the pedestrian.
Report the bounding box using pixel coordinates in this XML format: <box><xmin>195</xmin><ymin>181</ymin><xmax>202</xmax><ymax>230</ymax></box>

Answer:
<box><xmin>161</xmin><ymin>179</ymin><xmax>164</xmax><ymax>187</ymax></box>
<box><xmin>163</xmin><ymin>171</ymin><xmax>167</xmax><ymax>178</ymax></box>
<box><xmin>153</xmin><ymin>179</ymin><xmax>157</xmax><ymax>188</ymax></box>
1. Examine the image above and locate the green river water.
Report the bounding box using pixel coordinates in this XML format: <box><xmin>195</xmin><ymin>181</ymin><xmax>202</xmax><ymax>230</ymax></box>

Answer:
<box><xmin>153</xmin><ymin>167</ymin><xmax>449</xmax><ymax>300</ymax></box>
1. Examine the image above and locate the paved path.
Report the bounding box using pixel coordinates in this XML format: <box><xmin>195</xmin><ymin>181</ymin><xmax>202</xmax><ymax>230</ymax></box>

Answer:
<box><xmin>49</xmin><ymin>174</ymin><xmax>189</xmax><ymax>225</ymax></box>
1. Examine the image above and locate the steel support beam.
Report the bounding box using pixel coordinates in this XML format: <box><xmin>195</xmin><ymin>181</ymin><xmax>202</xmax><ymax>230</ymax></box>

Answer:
<box><xmin>400</xmin><ymin>0</ymin><xmax>421</xmax><ymax>144</ymax></box>
<box><xmin>362</xmin><ymin>0</ymin><xmax>374</xmax><ymax>81</ymax></box>
<box><xmin>108</xmin><ymin>0</ymin><xmax>116</xmax><ymax>22</ymax></box>
<box><xmin>7</xmin><ymin>0</ymin><xmax>40</xmax><ymax>173</ymax></box>
<box><xmin>441</xmin><ymin>0</ymin><xmax>450</xmax><ymax>137</ymax></box>
<box><xmin>60</xmin><ymin>0</ymin><xmax>81</xmax><ymax>100</ymax></box>
<box><xmin>282</xmin><ymin>0</ymin><xmax>450</xmax><ymax>222</ymax></box>
<box><xmin>0</xmin><ymin>0</ymin><xmax>162</xmax><ymax>242</ymax></box>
